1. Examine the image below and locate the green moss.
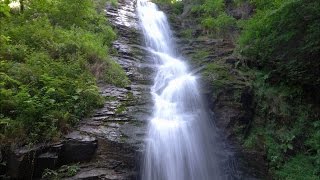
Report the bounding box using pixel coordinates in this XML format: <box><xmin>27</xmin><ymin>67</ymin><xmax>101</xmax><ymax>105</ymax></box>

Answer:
<box><xmin>203</xmin><ymin>62</ymin><xmax>235</xmax><ymax>89</ymax></box>
<box><xmin>115</xmin><ymin>93</ymin><xmax>134</xmax><ymax>114</ymax></box>
<box><xmin>104</xmin><ymin>60</ymin><xmax>129</xmax><ymax>88</ymax></box>
<box><xmin>191</xmin><ymin>50</ymin><xmax>210</xmax><ymax>64</ymax></box>
<box><xmin>127</xmin><ymin>92</ymin><xmax>134</xmax><ymax>100</ymax></box>
<box><xmin>180</xmin><ymin>29</ymin><xmax>193</xmax><ymax>39</ymax></box>
<box><xmin>120</xmin><ymin>134</ymin><xmax>129</xmax><ymax>143</ymax></box>
<box><xmin>108</xmin><ymin>0</ymin><xmax>118</xmax><ymax>7</ymax></box>
<box><xmin>105</xmin><ymin>96</ymin><xmax>117</xmax><ymax>101</ymax></box>
<box><xmin>115</xmin><ymin>104</ymin><xmax>127</xmax><ymax>114</ymax></box>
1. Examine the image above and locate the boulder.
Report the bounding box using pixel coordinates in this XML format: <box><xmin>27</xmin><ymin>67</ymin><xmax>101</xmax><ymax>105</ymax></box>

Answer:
<box><xmin>60</xmin><ymin>131</ymin><xmax>98</xmax><ymax>164</ymax></box>
<box><xmin>5</xmin><ymin>132</ymin><xmax>97</xmax><ymax>179</ymax></box>
<box><xmin>7</xmin><ymin>144</ymin><xmax>50</xmax><ymax>179</ymax></box>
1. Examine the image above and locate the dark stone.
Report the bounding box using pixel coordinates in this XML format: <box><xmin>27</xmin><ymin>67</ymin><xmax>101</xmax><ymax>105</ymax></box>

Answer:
<box><xmin>34</xmin><ymin>152</ymin><xmax>59</xmax><ymax>177</ymax></box>
<box><xmin>225</xmin><ymin>57</ymin><xmax>237</xmax><ymax>65</ymax></box>
<box><xmin>0</xmin><ymin>149</ymin><xmax>6</xmax><ymax>176</ymax></box>
<box><xmin>6</xmin><ymin>143</ymin><xmax>65</xmax><ymax>178</ymax></box>
<box><xmin>7</xmin><ymin>145</ymin><xmax>42</xmax><ymax>179</ymax></box>
<box><xmin>192</xmin><ymin>29</ymin><xmax>202</xmax><ymax>37</ymax></box>
<box><xmin>125</xmin><ymin>86</ymin><xmax>132</xmax><ymax>90</ymax></box>
<box><xmin>234</xmin><ymin>3</ymin><xmax>254</xmax><ymax>20</ymax></box>
<box><xmin>61</xmin><ymin>132</ymin><xmax>98</xmax><ymax>164</ymax></box>
<box><xmin>5</xmin><ymin>134</ymin><xmax>98</xmax><ymax>179</ymax></box>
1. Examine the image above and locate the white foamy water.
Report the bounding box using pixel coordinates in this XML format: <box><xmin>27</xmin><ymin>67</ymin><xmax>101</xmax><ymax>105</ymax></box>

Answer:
<box><xmin>137</xmin><ymin>1</ymin><xmax>235</xmax><ymax>179</ymax></box>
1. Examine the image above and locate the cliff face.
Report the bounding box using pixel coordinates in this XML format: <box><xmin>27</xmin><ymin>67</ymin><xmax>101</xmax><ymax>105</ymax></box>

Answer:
<box><xmin>2</xmin><ymin>0</ymin><xmax>152</xmax><ymax>179</ymax></box>
<box><xmin>49</xmin><ymin>0</ymin><xmax>154</xmax><ymax>178</ymax></box>
<box><xmin>158</xmin><ymin>2</ymin><xmax>268</xmax><ymax>178</ymax></box>
<box><xmin>2</xmin><ymin>0</ymin><xmax>262</xmax><ymax>178</ymax></box>
<box><xmin>160</xmin><ymin>0</ymin><xmax>320</xmax><ymax>178</ymax></box>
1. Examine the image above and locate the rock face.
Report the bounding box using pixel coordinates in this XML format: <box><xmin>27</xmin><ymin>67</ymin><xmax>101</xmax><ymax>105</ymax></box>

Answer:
<box><xmin>2</xmin><ymin>0</ymin><xmax>152</xmax><ymax>179</ymax></box>
<box><xmin>61</xmin><ymin>0</ymin><xmax>152</xmax><ymax>179</ymax></box>
<box><xmin>6</xmin><ymin>134</ymin><xmax>98</xmax><ymax>179</ymax></box>
<box><xmin>158</xmin><ymin>2</ymin><xmax>268</xmax><ymax>178</ymax></box>
<box><xmin>174</xmin><ymin>35</ymin><xmax>254</xmax><ymax>141</ymax></box>
<box><xmin>1</xmin><ymin>0</ymin><xmax>266</xmax><ymax>179</ymax></box>
<box><xmin>61</xmin><ymin>132</ymin><xmax>98</xmax><ymax>164</ymax></box>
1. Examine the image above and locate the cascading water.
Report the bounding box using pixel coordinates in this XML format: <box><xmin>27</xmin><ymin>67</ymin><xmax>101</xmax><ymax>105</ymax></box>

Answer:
<box><xmin>137</xmin><ymin>1</ymin><xmax>236</xmax><ymax>179</ymax></box>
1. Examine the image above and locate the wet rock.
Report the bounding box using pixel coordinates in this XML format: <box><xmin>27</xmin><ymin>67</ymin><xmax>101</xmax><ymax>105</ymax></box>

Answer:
<box><xmin>7</xmin><ymin>143</ymin><xmax>63</xmax><ymax>179</ymax></box>
<box><xmin>65</xmin><ymin>169</ymin><xmax>117</xmax><ymax>180</ymax></box>
<box><xmin>7</xmin><ymin>145</ymin><xmax>41</xmax><ymax>178</ymax></box>
<box><xmin>63</xmin><ymin>167</ymin><xmax>135</xmax><ymax>180</ymax></box>
<box><xmin>225</xmin><ymin>56</ymin><xmax>238</xmax><ymax>66</ymax></box>
<box><xmin>3</xmin><ymin>0</ymin><xmax>151</xmax><ymax>179</ymax></box>
<box><xmin>34</xmin><ymin>152</ymin><xmax>59</xmax><ymax>177</ymax></box>
<box><xmin>162</xmin><ymin>2</ymin><xmax>268</xmax><ymax>177</ymax></box>
<box><xmin>61</xmin><ymin>132</ymin><xmax>97</xmax><ymax>164</ymax></box>
<box><xmin>225</xmin><ymin>0</ymin><xmax>254</xmax><ymax>20</ymax></box>
<box><xmin>0</xmin><ymin>149</ymin><xmax>6</xmax><ymax>176</ymax></box>
<box><xmin>58</xmin><ymin>0</ymin><xmax>151</xmax><ymax>178</ymax></box>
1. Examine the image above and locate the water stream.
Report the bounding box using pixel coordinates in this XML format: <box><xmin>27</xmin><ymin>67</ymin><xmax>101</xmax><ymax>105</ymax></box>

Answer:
<box><xmin>137</xmin><ymin>1</ymin><xmax>237</xmax><ymax>179</ymax></box>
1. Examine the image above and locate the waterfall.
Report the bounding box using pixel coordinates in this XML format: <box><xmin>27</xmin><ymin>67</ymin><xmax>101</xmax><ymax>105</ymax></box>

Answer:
<box><xmin>137</xmin><ymin>1</ymin><xmax>233</xmax><ymax>179</ymax></box>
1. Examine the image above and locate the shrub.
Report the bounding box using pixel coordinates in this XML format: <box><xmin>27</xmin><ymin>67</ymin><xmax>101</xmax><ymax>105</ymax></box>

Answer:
<box><xmin>246</xmin><ymin>71</ymin><xmax>320</xmax><ymax>178</ymax></box>
<box><xmin>238</xmin><ymin>0</ymin><xmax>320</xmax><ymax>93</ymax></box>
<box><xmin>0</xmin><ymin>0</ymin><xmax>126</xmax><ymax>144</ymax></box>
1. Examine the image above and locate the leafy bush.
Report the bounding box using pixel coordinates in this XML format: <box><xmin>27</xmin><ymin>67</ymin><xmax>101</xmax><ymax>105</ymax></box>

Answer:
<box><xmin>245</xmin><ymin>71</ymin><xmax>320</xmax><ymax>178</ymax></box>
<box><xmin>42</xmin><ymin>164</ymin><xmax>80</xmax><ymax>179</ymax></box>
<box><xmin>201</xmin><ymin>0</ymin><xmax>225</xmax><ymax>16</ymax></box>
<box><xmin>0</xmin><ymin>1</ymin><xmax>10</xmax><ymax>17</ymax></box>
<box><xmin>275</xmin><ymin>155</ymin><xmax>319</xmax><ymax>180</ymax></box>
<box><xmin>0</xmin><ymin>0</ymin><xmax>127</xmax><ymax>144</ymax></box>
<box><xmin>201</xmin><ymin>13</ymin><xmax>236</xmax><ymax>34</ymax></box>
<box><xmin>104</xmin><ymin>60</ymin><xmax>129</xmax><ymax>87</ymax></box>
<box><xmin>237</xmin><ymin>0</ymin><xmax>320</xmax><ymax>178</ymax></box>
<box><xmin>238</xmin><ymin>0</ymin><xmax>320</xmax><ymax>94</ymax></box>
<box><xmin>201</xmin><ymin>17</ymin><xmax>215</xmax><ymax>30</ymax></box>
<box><xmin>180</xmin><ymin>29</ymin><xmax>193</xmax><ymax>38</ymax></box>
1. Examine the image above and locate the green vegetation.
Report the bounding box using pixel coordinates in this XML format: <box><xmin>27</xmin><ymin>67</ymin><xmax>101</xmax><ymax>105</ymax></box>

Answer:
<box><xmin>238</xmin><ymin>0</ymin><xmax>320</xmax><ymax>177</ymax></box>
<box><xmin>275</xmin><ymin>155</ymin><xmax>319</xmax><ymax>180</ymax></box>
<box><xmin>180</xmin><ymin>29</ymin><xmax>193</xmax><ymax>39</ymax></box>
<box><xmin>203</xmin><ymin>62</ymin><xmax>235</xmax><ymax>90</ymax></box>
<box><xmin>202</xmin><ymin>58</ymin><xmax>252</xmax><ymax>104</ymax></box>
<box><xmin>239</xmin><ymin>0</ymin><xmax>320</xmax><ymax>95</ymax></box>
<box><xmin>190</xmin><ymin>0</ymin><xmax>236</xmax><ymax>36</ymax></box>
<box><xmin>157</xmin><ymin>0</ymin><xmax>236</xmax><ymax>36</ymax></box>
<box><xmin>1</xmin><ymin>0</ymin><xmax>319</xmax><ymax>178</ymax></box>
<box><xmin>190</xmin><ymin>50</ymin><xmax>209</xmax><ymax>65</ymax></box>
<box><xmin>245</xmin><ymin>71</ymin><xmax>320</xmax><ymax>178</ymax></box>
<box><xmin>0</xmin><ymin>0</ymin><xmax>128</xmax><ymax>144</ymax></box>
<box><xmin>42</xmin><ymin>164</ymin><xmax>80</xmax><ymax>179</ymax></box>
<box><xmin>157</xmin><ymin>0</ymin><xmax>320</xmax><ymax>178</ymax></box>
<box><xmin>109</xmin><ymin>0</ymin><xmax>118</xmax><ymax>7</ymax></box>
